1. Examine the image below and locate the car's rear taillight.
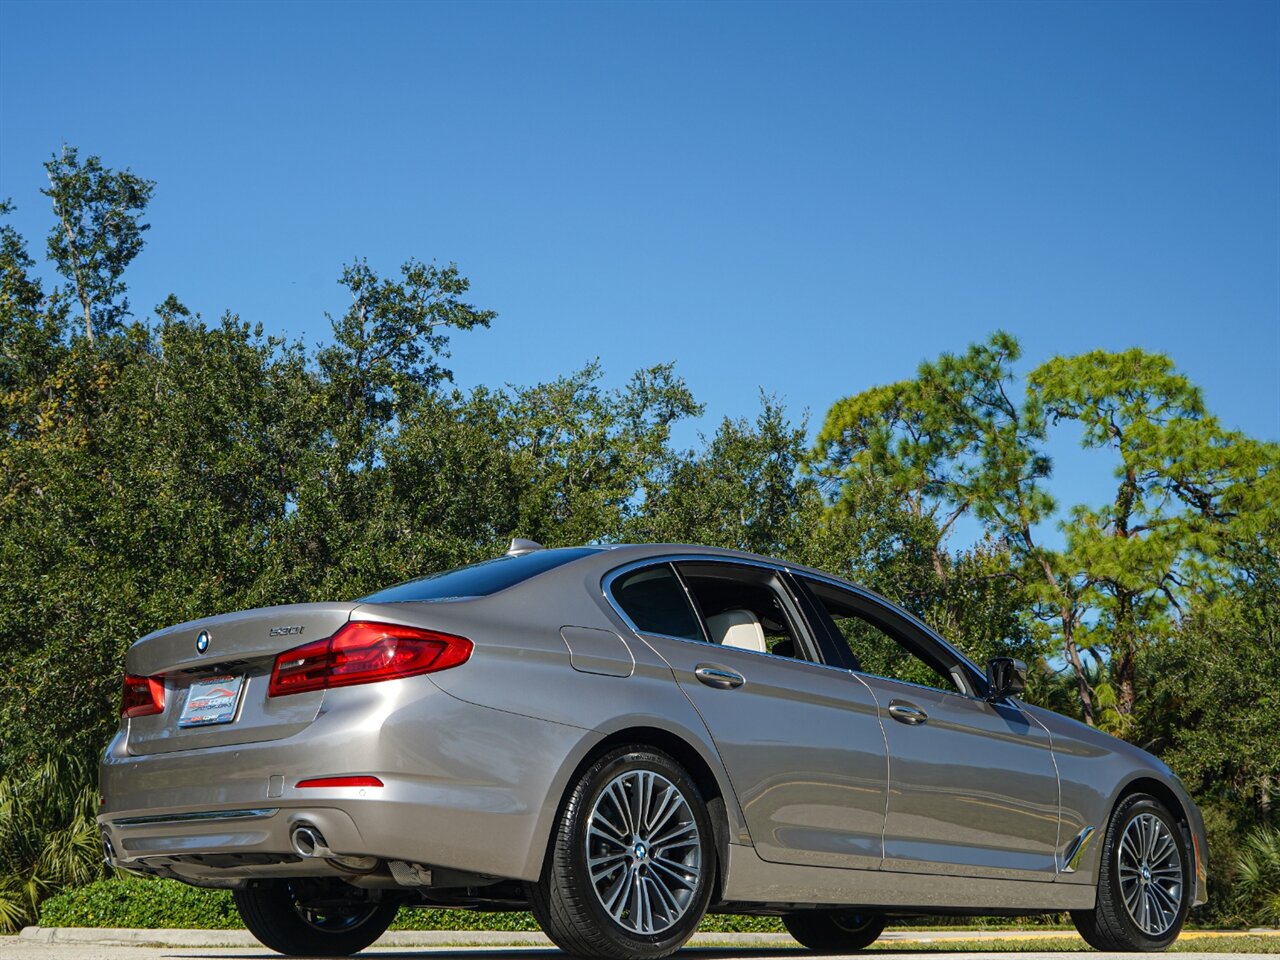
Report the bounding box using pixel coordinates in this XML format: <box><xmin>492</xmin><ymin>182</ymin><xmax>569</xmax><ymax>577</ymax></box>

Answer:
<box><xmin>121</xmin><ymin>674</ymin><xmax>165</xmax><ymax>718</ymax></box>
<box><xmin>268</xmin><ymin>621</ymin><xmax>472</xmax><ymax>697</ymax></box>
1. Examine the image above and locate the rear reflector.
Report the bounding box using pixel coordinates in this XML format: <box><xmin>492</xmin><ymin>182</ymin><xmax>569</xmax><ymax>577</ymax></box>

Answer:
<box><xmin>268</xmin><ymin>621</ymin><xmax>473</xmax><ymax>697</ymax></box>
<box><xmin>121</xmin><ymin>674</ymin><xmax>165</xmax><ymax>718</ymax></box>
<box><xmin>296</xmin><ymin>776</ymin><xmax>385</xmax><ymax>789</ymax></box>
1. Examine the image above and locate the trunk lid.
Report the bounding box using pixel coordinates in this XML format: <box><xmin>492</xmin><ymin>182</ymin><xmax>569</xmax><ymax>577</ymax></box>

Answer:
<box><xmin>123</xmin><ymin>602</ymin><xmax>356</xmax><ymax>756</ymax></box>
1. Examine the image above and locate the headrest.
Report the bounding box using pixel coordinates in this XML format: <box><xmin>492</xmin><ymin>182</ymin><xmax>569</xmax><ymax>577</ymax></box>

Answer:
<box><xmin>706</xmin><ymin>609</ymin><xmax>767</xmax><ymax>653</ymax></box>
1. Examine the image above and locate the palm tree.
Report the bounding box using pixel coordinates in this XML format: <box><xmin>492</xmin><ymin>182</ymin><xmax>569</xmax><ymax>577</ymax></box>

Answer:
<box><xmin>1236</xmin><ymin>824</ymin><xmax>1280</xmax><ymax>927</ymax></box>
<box><xmin>0</xmin><ymin>751</ymin><xmax>105</xmax><ymax>932</ymax></box>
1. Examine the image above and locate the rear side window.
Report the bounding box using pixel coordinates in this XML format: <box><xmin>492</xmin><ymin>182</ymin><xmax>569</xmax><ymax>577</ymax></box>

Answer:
<box><xmin>609</xmin><ymin>565</ymin><xmax>703</xmax><ymax>642</ymax></box>
<box><xmin>362</xmin><ymin>547</ymin><xmax>601</xmax><ymax>603</ymax></box>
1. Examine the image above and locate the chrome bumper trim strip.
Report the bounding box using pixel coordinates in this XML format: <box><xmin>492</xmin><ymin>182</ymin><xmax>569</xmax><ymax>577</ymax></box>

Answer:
<box><xmin>110</xmin><ymin>808</ymin><xmax>279</xmax><ymax>827</ymax></box>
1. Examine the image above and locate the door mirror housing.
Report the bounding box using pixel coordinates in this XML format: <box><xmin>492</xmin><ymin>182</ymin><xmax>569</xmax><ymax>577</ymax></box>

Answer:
<box><xmin>986</xmin><ymin>657</ymin><xmax>1027</xmax><ymax>701</ymax></box>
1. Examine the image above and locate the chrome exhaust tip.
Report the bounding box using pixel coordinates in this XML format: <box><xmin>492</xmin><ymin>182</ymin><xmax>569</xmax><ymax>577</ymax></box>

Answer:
<box><xmin>290</xmin><ymin>824</ymin><xmax>334</xmax><ymax>858</ymax></box>
<box><xmin>101</xmin><ymin>830</ymin><xmax>116</xmax><ymax>864</ymax></box>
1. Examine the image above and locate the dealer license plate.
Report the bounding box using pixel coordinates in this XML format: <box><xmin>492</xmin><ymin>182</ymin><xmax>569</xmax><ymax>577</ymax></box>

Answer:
<box><xmin>178</xmin><ymin>674</ymin><xmax>245</xmax><ymax>727</ymax></box>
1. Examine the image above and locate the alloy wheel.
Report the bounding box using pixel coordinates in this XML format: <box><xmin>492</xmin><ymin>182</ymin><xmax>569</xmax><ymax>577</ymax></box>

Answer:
<box><xmin>584</xmin><ymin>769</ymin><xmax>703</xmax><ymax>935</ymax></box>
<box><xmin>1117</xmin><ymin>812</ymin><xmax>1184</xmax><ymax>937</ymax></box>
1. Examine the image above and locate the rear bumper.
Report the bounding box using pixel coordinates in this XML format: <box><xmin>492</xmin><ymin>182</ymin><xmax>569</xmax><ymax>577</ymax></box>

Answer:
<box><xmin>99</xmin><ymin>676</ymin><xmax>586</xmax><ymax>885</ymax></box>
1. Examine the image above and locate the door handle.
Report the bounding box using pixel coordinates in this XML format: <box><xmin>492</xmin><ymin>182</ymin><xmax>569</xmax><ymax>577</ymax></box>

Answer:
<box><xmin>694</xmin><ymin>664</ymin><xmax>745</xmax><ymax>689</ymax></box>
<box><xmin>888</xmin><ymin>699</ymin><xmax>928</xmax><ymax>725</ymax></box>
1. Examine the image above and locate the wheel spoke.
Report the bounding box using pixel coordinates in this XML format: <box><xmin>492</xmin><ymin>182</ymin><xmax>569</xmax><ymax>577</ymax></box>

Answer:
<box><xmin>1150</xmin><ymin>880</ymin><xmax>1180</xmax><ymax>912</ymax></box>
<box><xmin>631</xmin><ymin>773</ymin><xmax>648</xmax><ymax>839</ymax></box>
<box><xmin>602</xmin><ymin>865</ymin><xmax>631</xmax><ymax>918</ymax></box>
<box><xmin>646</xmin><ymin>782</ymin><xmax>679</xmax><ymax>836</ymax></box>
<box><xmin>652</xmin><ymin>819</ymin><xmax>698</xmax><ymax>848</ymax></box>
<box><xmin>651</xmin><ymin>855</ymin><xmax>699</xmax><ymax>889</ymax></box>
<box><xmin>1149</xmin><ymin>832</ymin><xmax>1175</xmax><ymax>865</ymax></box>
<box><xmin>589</xmin><ymin>851</ymin><xmax>628</xmax><ymax>883</ymax></box>
<box><xmin>633</xmin><ymin>868</ymin><xmax>650</xmax><ymax>933</ymax></box>
<box><xmin>1121</xmin><ymin>877</ymin><xmax>1142</xmax><ymax>913</ymax></box>
<box><xmin>646</xmin><ymin>872</ymin><xmax>682</xmax><ymax>919</ymax></box>
<box><xmin>591</xmin><ymin>805</ymin><xmax>629</xmax><ymax>841</ymax></box>
<box><xmin>608</xmin><ymin>781</ymin><xmax>636</xmax><ymax>836</ymax></box>
<box><xmin>1150</xmin><ymin>887</ymin><xmax>1169</xmax><ymax>931</ymax></box>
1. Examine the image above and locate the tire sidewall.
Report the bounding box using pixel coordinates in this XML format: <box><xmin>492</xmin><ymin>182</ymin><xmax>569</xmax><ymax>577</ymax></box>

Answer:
<box><xmin>1105</xmin><ymin>796</ymin><xmax>1191</xmax><ymax>949</ymax></box>
<box><xmin>783</xmin><ymin>910</ymin><xmax>886</xmax><ymax>952</ymax></box>
<box><xmin>234</xmin><ymin>880</ymin><xmax>397</xmax><ymax>957</ymax></box>
<box><xmin>564</xmin><ymin>747</ymin><xmax>716</xmax><ymax>955</ymax></box>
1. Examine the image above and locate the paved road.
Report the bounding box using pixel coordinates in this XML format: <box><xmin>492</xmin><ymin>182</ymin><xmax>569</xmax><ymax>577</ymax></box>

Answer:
<box><xmin>3</xmin><ymin>929</ymin><xmax>1274</xmax><ymax>960</ymax></box>
<box><xmin>1</xmin><ymin>946</ymin><xmax>1273</xmax><ymax>960</ymax></box>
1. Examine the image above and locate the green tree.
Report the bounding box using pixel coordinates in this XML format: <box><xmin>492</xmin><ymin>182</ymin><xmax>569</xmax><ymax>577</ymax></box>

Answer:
<box><xmin>813</xmin><ymin>334</ymin><xmax>1054</xmax><ymax>699</ymax></box>
<box><xmin>41</xmin><ymin>147</ymin><xmax>154</xmax><ymax>344</ymax></box>
<box><xmin>1029</xmin><ymin>349</ymin><xmax>1276</xmax><ymax>728</ymax></box>
<box><xmin>630</xmin><ymin>396</ymin><xmax>818</xmax><ymax>556</ymax></box>
<box><xmin>1139</xmin><ymin>494</ymin><xmax>1280</xmax><ymax>811</ymax></box>
<box><xmin>1</xmin><ymin>200</ymin><xmax>67</xmax><ymax>442</ymax></box>
<box><xmin>814</xmin><ymin>334</ymin><xmax>1274</xmax><ymax>730</ymax></box>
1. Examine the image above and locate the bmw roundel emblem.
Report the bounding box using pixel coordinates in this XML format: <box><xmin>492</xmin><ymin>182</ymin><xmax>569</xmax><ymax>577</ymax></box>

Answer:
<box><xmin>195</xmin><ymin>630</ymin><xmax>210</xmax><ymax>655</ymax></box>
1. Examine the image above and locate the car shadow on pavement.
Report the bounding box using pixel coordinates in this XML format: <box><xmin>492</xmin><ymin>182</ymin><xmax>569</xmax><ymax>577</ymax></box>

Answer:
<box><xmin>167</xmin><ymin>952</ymin><xmax>809</xmax><ymax>960</ymax></box>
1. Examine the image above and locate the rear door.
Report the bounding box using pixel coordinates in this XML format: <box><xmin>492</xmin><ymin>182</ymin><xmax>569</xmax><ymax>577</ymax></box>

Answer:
<box><xmin>605</xmin><ymin>559</ymin><xmax>887</xmax><ymax>871</ymax></box>
<box><xmin>797</xmin><ymin>577</ymin><xmax>1061</xmax><ymax>881</ymax></box>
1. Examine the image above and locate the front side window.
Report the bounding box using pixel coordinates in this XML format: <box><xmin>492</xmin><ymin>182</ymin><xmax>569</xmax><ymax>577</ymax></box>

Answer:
<box><xmin>609</xmin><ymin>565</ymin><xmax>704</xmax><ymax>642</ymax></box>
<box><xmin>801</xmin><ymin>577</ymin><xmax>973</xmax><ymax>694</ymax></box>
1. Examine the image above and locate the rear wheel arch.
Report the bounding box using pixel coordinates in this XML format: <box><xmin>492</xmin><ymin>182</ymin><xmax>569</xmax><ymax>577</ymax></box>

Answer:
<box><xmin>541</xmin><ymin>726</ymin><xmax>735</xmax><ymax>902</ymax></box>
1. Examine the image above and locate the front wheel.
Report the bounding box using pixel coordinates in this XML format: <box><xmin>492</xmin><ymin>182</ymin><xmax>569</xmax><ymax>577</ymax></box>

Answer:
<box><xmin>1071</xmin><ymin>793</ymin><xmax>1191</xmax><ymax>951</ymax></box>
<box><xmin>233</xmin><ymin>878</ymin><xmax>398</xmax><ymax>956</ymax></box>
<box><xmin>528</xmin><ymin>746</ymin><xmax>716</xmax><ymax>960</ymax></box>
<box><xmin>783</xmin><ymin>911</ymin><xmax>886</xmax><ymax>952</ymax></box>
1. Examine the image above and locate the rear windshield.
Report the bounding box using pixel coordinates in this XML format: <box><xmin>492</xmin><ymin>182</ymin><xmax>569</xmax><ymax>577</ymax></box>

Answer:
<box><xmin>361</xmin><ymin>547</ymin><xmax>602</xmax><ymax>603</ymax></box>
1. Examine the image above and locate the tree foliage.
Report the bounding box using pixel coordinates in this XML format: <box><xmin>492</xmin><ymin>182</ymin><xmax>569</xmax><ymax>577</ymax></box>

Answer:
<box><xmin>41</xmin><ymin>146</ymin><xmax>154</xmax><ymax>344</ymax></box>
<box><xmin>815</xmin><ymin>333</ymin><xmax>1277</xmax><ymax>734</ymax></box>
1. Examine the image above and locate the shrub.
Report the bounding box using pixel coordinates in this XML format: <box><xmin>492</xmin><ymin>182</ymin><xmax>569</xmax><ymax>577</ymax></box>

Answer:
<box><xmin>1236</xmin><ymin>824</ymin><xmax>1280</xmax><ymax>927</ymax></box>
<box><xmin>38</xmin><ymin>875</ymin><xmax>241</xmax><ymax>929</ymax></box>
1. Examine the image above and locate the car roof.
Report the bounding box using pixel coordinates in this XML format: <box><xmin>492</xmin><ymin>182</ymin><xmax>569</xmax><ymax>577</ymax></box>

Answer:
<box><xmin>563</xmin><ymin>542</ymin><xmax>862</xmax><ymax>586</ymax></box>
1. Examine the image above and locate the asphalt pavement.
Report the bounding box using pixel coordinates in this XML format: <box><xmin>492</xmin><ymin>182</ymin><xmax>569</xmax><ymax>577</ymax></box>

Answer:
<box><xmin>2</xmin><ymin>928</ymin><xmax>1275</xmax><ymax>960</ymax></box>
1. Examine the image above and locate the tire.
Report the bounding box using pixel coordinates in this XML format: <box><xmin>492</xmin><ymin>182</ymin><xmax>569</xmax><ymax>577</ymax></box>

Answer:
<box><xmin>1071</xmin><ymin>793</ymin><xmax>1191</xmax><ymax>951</ymax></box>
<box><xmin>528</xmin><ymin>745</ymin><xmax>717</xmax><ymax>960</ymax></box>
<box><xmin>783</xmin><ymin>911</ymin><xmax>886</xmax><ymax>952</ymax></box>
<box><xmin>233</xmin><ymin>878</ymin><xmax>398</xmax><ymax>956</ymax></box>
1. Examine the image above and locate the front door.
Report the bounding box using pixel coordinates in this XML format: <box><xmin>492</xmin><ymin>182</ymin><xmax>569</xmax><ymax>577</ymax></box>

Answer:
<box><xmin>797</xmin><ymin>576</ymin><xmax>1061</xmax><ymax>881</ymax></box>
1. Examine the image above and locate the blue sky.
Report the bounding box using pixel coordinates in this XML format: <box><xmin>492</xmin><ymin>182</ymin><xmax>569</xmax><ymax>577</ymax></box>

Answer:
<box><xmin>1</xmin><ymin>0</ymin><xmax>1276</xmax><ymax>546</ymax></box>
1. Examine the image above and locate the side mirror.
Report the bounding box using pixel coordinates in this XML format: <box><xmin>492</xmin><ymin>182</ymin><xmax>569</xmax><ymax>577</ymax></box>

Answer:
<box><xmin>986</xmin><ymin>657</ymin><xmax>1027</xmax><ymax>701</ymax></box>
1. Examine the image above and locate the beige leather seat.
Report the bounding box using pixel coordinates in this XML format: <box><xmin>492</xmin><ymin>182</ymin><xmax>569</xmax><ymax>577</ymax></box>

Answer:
<box><xmin>706</xmin><ymin>609</ymin><xmax>767</xmax><ymax>653</ymax></box>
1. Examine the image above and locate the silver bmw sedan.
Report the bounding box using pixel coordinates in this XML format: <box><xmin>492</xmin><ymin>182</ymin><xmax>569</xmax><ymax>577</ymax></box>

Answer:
<box><xmin>100</xmin><ymin>542</ymin><xmax>1207</xmax><ymax>957</ymax></box>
